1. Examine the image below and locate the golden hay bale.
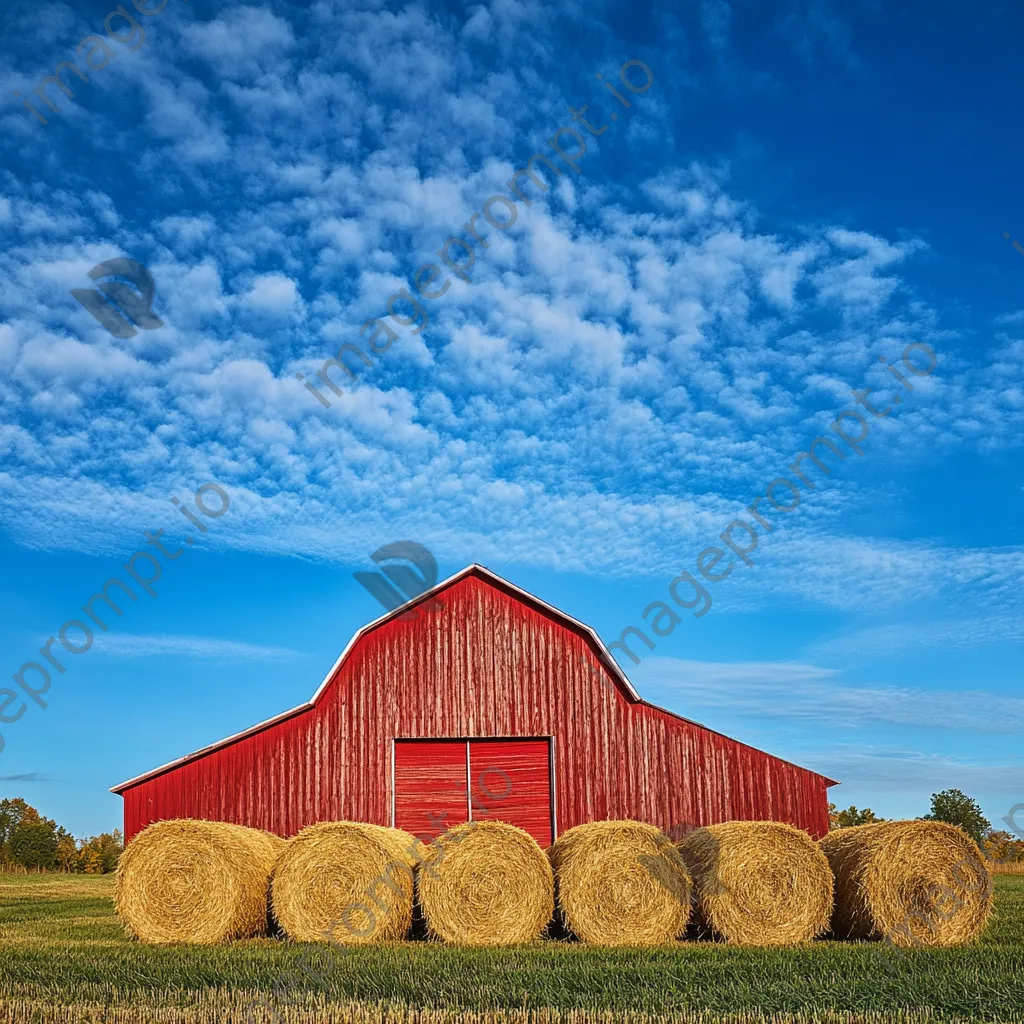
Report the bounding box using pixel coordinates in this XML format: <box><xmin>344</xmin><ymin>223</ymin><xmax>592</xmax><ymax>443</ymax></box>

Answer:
<box><xmin>115</xmin><ymin>818</ymin><xmax>285</xmax><ymax>945</ymax></box>
<box><xmin>418</xmin><ymin>820</ymin><xmax>553</xmax><ymax>945</ymax></box>
<box><xmin>678</xmin><ymin>820</ymin><xmax>833</xmax><ymax>945</ymax></box>
<box><xmin>820</xmin><ymin>819</ymin><xmax>993</xmax><ymax>946</ymax></box>
<box><xmin>271</xmin><ymin>822</ymin><xmax>422</xmax><ymax>944</ymax></box>
<box><xmin>546</xmin><ymin>820</ymin><xmax>691</xmax><ymax>945</ymax></box>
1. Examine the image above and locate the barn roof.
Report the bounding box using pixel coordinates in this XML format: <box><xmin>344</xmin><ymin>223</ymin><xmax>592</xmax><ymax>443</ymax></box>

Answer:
<box><xmin>110</xmin><ymin>563</ymin><xmax>839</xmax><ymax>793</ymax></box>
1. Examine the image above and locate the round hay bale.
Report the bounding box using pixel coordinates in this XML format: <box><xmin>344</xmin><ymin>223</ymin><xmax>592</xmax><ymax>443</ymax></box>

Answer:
<box><xmin>115</xmin><ymin>818</ymin><xmax>285</xmax><ymax>945</ymax></box>
<box><xmin>271</xmin><ymin>822</ymin><xmax>421</xmax><ymax>944</ymax></box>
<box><xmin>820</xmin><ymin>819</ymin><xmax>993</xmax><ymax>946</ymax></box>
<box><xmin>678</xmin><ymin>820</ymin><xmax>833</xmax><ymax>945</ymax></box>
<box><xmin>547</xmin><ymin>820</ymin><xmax>691</xmax><ymax>945</ymax></box>
<box><xmin>418</xmin><ymin>820</ymin><xmax>553</xmax><ymax>945</ymax></box>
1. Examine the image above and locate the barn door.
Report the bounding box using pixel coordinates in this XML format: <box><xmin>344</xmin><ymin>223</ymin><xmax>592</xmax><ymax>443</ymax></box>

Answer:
<box><xmin>393</xmin><ymin>739</ymin><xmax>469</xmax><ymax>842</ymax></box>
<box><xmin>393</xmin><ymin>738</ymin><xmax>553</xmax><ymax>847</ymax></box>
<box><xmin>469</xmin><ymin>739</ymin><xmax>553</xmax><ymax>848</ymax></box>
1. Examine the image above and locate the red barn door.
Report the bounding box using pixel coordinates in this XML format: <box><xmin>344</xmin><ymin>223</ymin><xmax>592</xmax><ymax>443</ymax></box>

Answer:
<box><xmin>393</xmin><ymin>738</ymin><xmax>553</xmax><ymax>847</ymax></box>
<box><xmin>393</xmin><ymin>739</ymin><xmax>468</xmax><ymax>842</ymax></box>
<box><xmin>470</xmin><ymin>739</ymin><xmax>553</xmax><ymax>848</ymax></box>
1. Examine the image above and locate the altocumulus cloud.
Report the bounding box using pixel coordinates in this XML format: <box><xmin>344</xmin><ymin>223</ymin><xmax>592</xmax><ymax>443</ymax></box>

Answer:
<box><xmin>635</xmin><ymin>657</ymin><xmax>1024</xmax><ymax>735</ymax></box>
<box><xmin>0</xmin><ymin>0</ymin><xmax>1020</xmax><ymax>633</ymax></box>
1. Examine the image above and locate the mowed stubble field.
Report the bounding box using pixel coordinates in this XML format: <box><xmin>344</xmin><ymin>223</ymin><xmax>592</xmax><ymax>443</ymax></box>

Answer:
<box><xmin>0</xmin><ymin>873</ymin><xmax>1022</xmax><ymax>1024</ymax></box>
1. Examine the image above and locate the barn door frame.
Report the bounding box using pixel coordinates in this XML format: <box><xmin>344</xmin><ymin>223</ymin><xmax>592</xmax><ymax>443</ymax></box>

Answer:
<box><xmin>389</xmin><ymin>735</ymin><xmax>557</xmax><ymax>841</ymax></box>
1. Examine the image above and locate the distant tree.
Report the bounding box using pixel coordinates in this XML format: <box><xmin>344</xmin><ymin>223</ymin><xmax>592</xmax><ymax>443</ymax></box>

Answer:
<box><xmin>982</xmin><ymin>829</ymin><xmax>1024</xmax><ymax>864</ymax></box>
<box><xmin>77</xmin><ymin>830</ymin><xmax>123</xmax><ymax>874</ymax></box>
<box><xmin>100</xmin><ymin>830</ymin><xmax>124</xmax><ymax>873</ymax></box>
<box><xmin>0</xmin><ymin>797</ymin><xmax>32</xmax><ymax>864</ymax></box>
<box><xmin>828</xmin><ymin>802</ymin><xmax>886</xmax><ymax>829</ymax></box>
<box><xmin>921</xmin><ymin>789</ymin><xmax>991</xmax><ymax>845</ymax></box>
<box><xmin>9</xmin><ymin>809</ymin><xmax>59</xmax><ymax>870</ymax></box>
<box><xmin>0</xmin><ymin>799</ymin><xmax>123</xmax><ymax>874</ymax></box>
<box><xmin>55</xmin><ymin>829</ymin><xmax>79</xmax><ymax>873</ymax></box>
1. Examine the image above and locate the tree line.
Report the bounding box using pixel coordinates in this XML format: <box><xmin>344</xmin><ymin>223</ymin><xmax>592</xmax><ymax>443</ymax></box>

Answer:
<box><xmin>829</xmin><ymin>788</ymin><xmax>1024</xmax><ymax>862</ymax></box>
<box><xmin>3</xmin><ymin>788</ymin><xmax>1020</xmax><ymax>874</ymax></box>
<box><xmin>0</xmin><ymin>798</ymin><xmax>122</xmax><ymax>873</ymax></box>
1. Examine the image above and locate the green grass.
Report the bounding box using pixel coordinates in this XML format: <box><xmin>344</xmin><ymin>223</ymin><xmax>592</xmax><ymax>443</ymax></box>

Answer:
<box><xmin>1</xmin><ymin>874</ymin><xmax>1022</xmax><ymax>1022</ymax></box>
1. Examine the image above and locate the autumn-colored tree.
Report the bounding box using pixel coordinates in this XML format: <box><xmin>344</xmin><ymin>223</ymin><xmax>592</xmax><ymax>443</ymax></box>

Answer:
<box><xmin>80</xmin><ymin>846</ymin><xmax>104</xmax><ymax>874</ymax></box>
<box><xmin>922</xmin><ymin>789</ymin><xmax>991</xmax><ymax>845</ymax></box>
<box><xmin>828</xmin><ymin>802</ymin><xmax>886</xmax><ymax>829</ymax></box>
<box><xmin>77</xmin><ymin>831</ymin><xmax>123</xmax><ymax>874</ymax></box>
<box><xmin>982</xmin><ymin>829</ymin><xmax>1024</xmax><ymax>864</ymax></box>
<box><xmin>0</xmin><ymin>799</ymin><xmax>122</xmax><ymax>874</ymax></box>
<box><xmin>55</xmin><ymin>829</ymin><xmax>79</xmax><ymax>873</ymax></box>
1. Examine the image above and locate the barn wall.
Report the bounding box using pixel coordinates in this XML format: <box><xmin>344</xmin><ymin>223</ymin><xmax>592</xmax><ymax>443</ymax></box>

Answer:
<box><xmin>121</xmin><ymin>572</ymin><xmax>831</xmax><ymax>841</ymax></box>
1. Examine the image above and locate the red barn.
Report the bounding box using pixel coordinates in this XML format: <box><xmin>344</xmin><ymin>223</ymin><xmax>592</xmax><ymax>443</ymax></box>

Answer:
<box><xmin>112</xmin><ymin>565</ymin><xmax>836</xmax><ymax>844</ymax></box>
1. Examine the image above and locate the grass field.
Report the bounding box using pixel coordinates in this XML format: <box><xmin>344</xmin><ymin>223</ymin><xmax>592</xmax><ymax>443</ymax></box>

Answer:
<box><xmin>0</xmin><ymin>873</ymin><xmax>1022</xmax><ymax>1023</ymax></box>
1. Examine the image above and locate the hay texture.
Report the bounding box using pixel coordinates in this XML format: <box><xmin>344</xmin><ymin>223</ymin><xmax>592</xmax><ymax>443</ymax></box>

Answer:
<box><xmin>547</xmin><ymin>820</ymin><xmax>691</xmax><ymax>945</ymax></box>
<box><xmin>418</xmin><ymin>820</ymin><xmax>553</xmax><ymax>945</ymax></box>
<box><xmin>271</xmin><ymin>822</ymin><xmax>421</xmax><ymax>944</ymax></box>
<box><xmin>820</xmin><ymin>819</ymin><xmax>993</xmax><ymax>946</ymax></box>
<box><xmin>679</xmin><ymin>820</ymin><xmax>833</xmax><ymax>945</ymax></box>
<box><xmin>115</xmin><ymin>818</ymin><xmax>285</xmax><ymax>945</ymax></box>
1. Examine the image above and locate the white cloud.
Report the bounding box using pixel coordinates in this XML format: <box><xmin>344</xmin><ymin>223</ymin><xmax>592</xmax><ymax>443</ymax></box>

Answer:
<box><xmin>0</xmin><ymin>0</ymin><xmax>1019</xmax><ymax>634</ymax></box>
<box><xmin>92</xmin><ymin>634</ymin><xmax>301</xmax><ymax>661</ymax></box>
<box><xmin>636</xmin><ymin>656</ymin><xmax>1024</xmax><ymax>734</ymax></box>
<box><xmin>180</xmin><ymin>5</ymin><xmax>296</xmax><ymax>80</ymax></box>
<box><xmin>813</xmin><ymin>746</ymin><xmax>1024</xmax><ymax>798</ymax></box>
<box><xmin>237</xmin><ymin>273</ymin><xmax>304</xmax><ymax>316</ymax></box>
<box><xmin>808</xmin><ymin>611</ymin><xmax>1024</xmax><ymax>662</ymax></box>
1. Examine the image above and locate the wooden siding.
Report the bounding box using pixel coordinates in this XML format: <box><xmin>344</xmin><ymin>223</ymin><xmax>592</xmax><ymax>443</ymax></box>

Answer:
<box><xmin>120</xmin><ymin>570</ymin><xmax>832</xmax><ymax>842</ymax></box>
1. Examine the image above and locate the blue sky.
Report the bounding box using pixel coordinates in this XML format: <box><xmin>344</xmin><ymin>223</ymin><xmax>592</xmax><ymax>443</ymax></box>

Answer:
<box><xmin>1</xmin><ymin>0</ymin><xmax>1022</xmax><ymax>838</ymax></box>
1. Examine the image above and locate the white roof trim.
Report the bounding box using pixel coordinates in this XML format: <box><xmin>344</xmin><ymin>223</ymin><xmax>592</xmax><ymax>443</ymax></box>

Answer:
<box><xmin>110</xmin><ymin>563</ymin><xmax>642</xmax><ymax>793</ymax></box>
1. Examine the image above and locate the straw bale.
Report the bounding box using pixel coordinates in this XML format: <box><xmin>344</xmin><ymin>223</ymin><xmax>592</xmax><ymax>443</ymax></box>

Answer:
<box><xmin>820</xmin><ymin>819</ymin><xmax>993</xmax><ymax>946</ymax></box>
<box><xmin>547</xmin><ymin>820</ymin><xmax>691</xmax><ymax>945</ymax></box>
<box><xmin>679</xmin><ymin>820</ymin><xmax>833</xmax><ymax>944</ymax></box>
<box><xmin>115</xmin><ymin>818</ymin><xmax>284</xmax><ymax>944</ymax></box>
<box><xmin>418</xmin><ymin>820</ymin><xmax>553</xmax><ymax>945</ymax></box>
<box><xmin>271</xmin><ymin>821</ymin><xmax>421</xmax><ymax>944</ymax></box>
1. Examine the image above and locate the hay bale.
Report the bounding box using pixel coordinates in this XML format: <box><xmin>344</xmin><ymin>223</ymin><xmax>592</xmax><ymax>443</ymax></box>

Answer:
<box><xmin>115</xmin><ymin>818</ymin><xmax>285</xmax><ymax>944</ymax></box>
<box><xmin>547</xmin><ymin>820</ymin><xmax>691</xmax><ymax>945</ymax></box>
<box><xmin>271</xmin><ymin>822</ymin><xmax>421</xmax><ymax>944</ymax></box>
<box><xmin>418</xmin><ymin>820</ymin><xmax>553</xmax><ymax>945</ymax></box>
<box><xmin>820</xmin><ymin>819</ymin><xmax>993</xmax><ymax>946</ymax></box>
<box><xmin>679</xmin><ymin>820</ymin><xmax>833</xmax><ymax>945</ymax></box>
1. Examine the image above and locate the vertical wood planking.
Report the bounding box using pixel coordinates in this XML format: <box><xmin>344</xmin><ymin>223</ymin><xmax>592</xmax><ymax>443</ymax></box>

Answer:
<box><xmin>121</xmin><ymin>570</ymin><xmax>834</xmax><ymax>842</ymax></box>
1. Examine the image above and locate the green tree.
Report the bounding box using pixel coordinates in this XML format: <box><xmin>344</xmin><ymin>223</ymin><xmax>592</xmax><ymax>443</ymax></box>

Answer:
<box><xmin>0</xmin><ymin>798</ymin><xmax>31</xmax><ymax>841</ymax></box>
<box><xmin>921</xmin><ymin>788</ymin><xmax>991</xmax><ymax>845</ymax></box>
<box><xmin>9</xmin><ymin>810</ymin><xmax>59</xmax><ymax>870</ymax></box>
<box><xmin>828</xmin><ymin>802</ymin><xmax>885</xmax><ymax>828</ymax></box>
<box><xmin>0</xmin><ymin>800</ymin><xmax>123</xmax><ymax>874</ymax></box>
<box><xmin>0</xmin><ymin>798</ymin><xmax>34</xmax><ymax>868</ymax></box>
<box><xmin>100</xmin><ymin>830</ymin><xmax>124</xmax><ymax>873</ymax></box>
